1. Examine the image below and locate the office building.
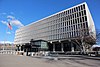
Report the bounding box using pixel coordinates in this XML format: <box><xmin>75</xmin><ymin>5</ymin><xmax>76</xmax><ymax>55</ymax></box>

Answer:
<box><xmin>14</xmin><ymin>2</ymin><xmax>96</xmax><ymax>52</ymax></box>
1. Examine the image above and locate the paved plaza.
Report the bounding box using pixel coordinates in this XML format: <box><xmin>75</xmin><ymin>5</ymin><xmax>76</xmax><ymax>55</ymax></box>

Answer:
<box><xmin>0</xmin><ymin>54</ymin><xmax>100</xmax><ymax>67</ymax></box>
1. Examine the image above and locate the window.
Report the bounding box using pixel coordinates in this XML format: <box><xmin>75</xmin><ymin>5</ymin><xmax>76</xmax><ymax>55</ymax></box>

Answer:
<box><xmin>73</xmin><ymin>25</ymin><xmax>75</xmax><ymax>30</ymax></box>
<box><xmin>70</xmin><ymin>9</ymin><xmax>72</xmax><ymax>14</ymax></box>
<box><xmin>70</xmin><ymin>15</ymin><xmax>72</xmax><ymax>19</ymax></box>
<box><xmin>84</xmin><ymin>10</ymin><xmax>86</xmax><ymax>15</ymax></box>
<box><xmin>65</xmin><ymin>22</ymin><xmax>66</xmax><ymax>26</ymax></box>
<box><xmin>66</xmin><ymin>11</ymin><xmax>68</xmax><ymax>15</ymax></box>
<box><xmin>83</xmin><ymin>23</ymin><xmax>85</xmax><ymax>28</ymax></box>
<box><xmin>81</xmin><ymin>23</ymin><xmax>82</xmax><ymax>28</ymax></box>
<box><xmin>86</xmin><ymin>22</ymin><xmax>88</xmax><ymax>28</ymax></box>
<box><xmin>69</xmin><ymin>15</ymin><xmax>70</xmax><ymax>19</ymax></box>
<box><xmin>67</xmin><ymin>15</ymin><xmax>69</xmax><ymax>20</ymax></box>
<box><xmin>75</xmin><ymin>19</ymin><xmax>77</xmax><ymax>24</ymax></box>
<box><xmin>78</xmin><ymin>6</ymin><xmax>80</xmax><ymax>11</ymax></box>
<box><xmin>78</xmin><ymin>24</ymin><xmax>80</xmax><ymax>29</ymax></box>
<box><xmin>79</xmin><ymin>12</ymin><xmax>81</xmax><ymax>16</ymax></box>
<box><xmin>63</xmin><ymin>17</ymin><xmax>64</xmax><ymax>21</ymax></box>
<box><xmin>77</xmin><ymin>18</ymin><xmax>79</xmax><ymax>23</ymax></box>
<box><xmin>67</xmin><ymin>21</ymin><xmax>68</xmax><ymax>25</ymax></box>
<box><xmin>76</xmin><ymin>7</ymin><xmax>78</xmax><ymax>11</ymax></box>
<box><xmin>73</xmin><ymin>19</ymin><xmax>75</xmax><ymax>24</ymax></box>
<box><xmin>75</xmin><ymin>13</ymin><xmax>77</xmax><ymax>18</ymax></box>
<box><xmin>63</xmin><ymin>22</ymin><xmax>64</xmax><ymax>26</ymax></box>
<box><xmin>83</xmin><ymin>4</ymin><xmax>85</xmax><ymax>9</ymax></box>
<box><xmin>66</xmin><ymin>16</ymin><xmax>68</xmax><ymax>20</ymax></box>
<box><xmin>72</xmin><ymin>8</ymin><xmax>74</xmax><ymax>13</ymax></box>
<box><xmin>72</xmin><ymin>14</ymin><xmax>74</xmax><ymax>18</ymax></box>
<box><xmin>64</xmin><ymin>11</ymin><xmax>66</xmax><ymax>16</ymax></box>
<box><xmin>77</xmin><ymin>12</ymin><xmax>79</xmax><ymax>17</ymax></box>
<box><xmin>68</xmin><ymin>10</ymin><xmax>69</xmax><ymax>14</ymax></box>
<box><xmin>64</xmin><ymin>17</ymin><xmax>66</xmax><ymax>21</ymax></box>
<box><xmin>74</xmin><ymin>8</ymin><xmax>76</xmax><ymax>12</ymax></box>
<box><xmin>76</xmin><ymin>25</ymin><xmax>78</xmax><ymax>29</ymax></box>
<box><xmin>81</xmin><ymin>11</ymin><xmax>84</xmax><ymax>16</ymax></box>
<box><xmin>82</xmin><ymin>17</ymin><xmax>84</xmax><ymax>22</ymax></box>
<box><xmin>81</xmin><ymin>5</ymin><xmax>83</xmax><ymax>10</ymax></box>
<box><xmin>69</xmin><ymin>21</ymin><xmax>70</xmax><ymax>25</ymax></box>
<box><xmin>85</xmin><ymin>16</ymin><xmax>87</xmax><ymax>21</ymax></box>
<box><xmin>80</xmin><ymin>17</ymin><xmax>82</xmax><ymax>22</ymax></box>
<box><xmin>71</xmin><ymin>20</ymin><xmax>72</xmax><ymax>24</ymax></box>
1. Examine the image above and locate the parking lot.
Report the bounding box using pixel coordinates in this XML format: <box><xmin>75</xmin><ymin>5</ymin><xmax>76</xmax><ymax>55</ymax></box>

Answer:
<box><xmin>0</xmin><ymin>54</ymin><xmax>100</xmax><ymax>67</ymax></box>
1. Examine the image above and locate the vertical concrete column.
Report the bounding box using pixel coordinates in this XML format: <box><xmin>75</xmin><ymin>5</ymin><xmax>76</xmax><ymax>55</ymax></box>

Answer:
<box><xmin>71</xmin><ymin>42</ymin><xmax>74</xmax><ymax>52</ymax></box>
<box><xmin>53</xmin><ymin>43</ymin><xmax>55</xmax><ymax>52</ymax></box>
<box><xmin>61</xmin><ymin>43</ymin><xmax>64</xmax><ymax>52</ymax></box>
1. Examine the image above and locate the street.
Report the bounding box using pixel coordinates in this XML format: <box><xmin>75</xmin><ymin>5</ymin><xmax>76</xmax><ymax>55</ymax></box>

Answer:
<box><xmin>0</xmin><ymin>54</ymin><xmax>100</xmax><ymax>67</ymax></box>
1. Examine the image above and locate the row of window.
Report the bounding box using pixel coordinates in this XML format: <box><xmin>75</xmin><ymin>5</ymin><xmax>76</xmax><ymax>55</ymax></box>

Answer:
<box><xmin>49</xmin><ymin>4</ymin><xmax>86</xmax><ymax>19</ymax></box>
<box><xmin>49</xmin><ymin>22</ymin><xmax>88</xmax><ymax>33</ymax></box>
<box><xmin>48</xmin><ymin>16</ymin><xmax>87</xmax><ymax>30</ymax></box>
<box><xmin>48</xmin><ymin>30</ymin><xmax>89</xmax><ymax>40</ymax></box>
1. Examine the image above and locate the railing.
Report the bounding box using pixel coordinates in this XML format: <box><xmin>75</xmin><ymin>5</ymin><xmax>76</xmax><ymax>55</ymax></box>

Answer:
<box><xmin>0</xmin><ymin>50</ymin><xmax>17</xmax><ymax>55</ymax></box>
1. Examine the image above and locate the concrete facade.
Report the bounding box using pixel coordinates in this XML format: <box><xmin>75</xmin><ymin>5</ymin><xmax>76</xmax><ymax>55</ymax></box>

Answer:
<box><xmin>14</xmin><ymin>2</ymin><xmax>96</xmax><ymax>52</ymax></box>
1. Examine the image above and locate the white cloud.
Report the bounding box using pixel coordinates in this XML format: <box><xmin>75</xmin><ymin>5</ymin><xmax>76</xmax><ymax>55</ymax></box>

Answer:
<box><xmin>10</xmin><ymin>19</ymin><xmax>24</xmax><ymax>28</ymax></box>
<box><xmin>7</xmin><ymin>32</ymin><xmax>11</xmax><ymax>34</ymax></box>
<box><xmin>7</xmin><ymin>15</ymin><xmax>15</xmax><ymax>19</ymax></box>
<box><xmin>1</xmin><ymin>20</ymin><xmax>7</xmax><ymax>25</ymax></box>
<box><xmin>1</xmin><ymin>15</ymin><xmax>24</xmax><ymax>28</ymax></box>
<box><xmin>0</xmin><ymin>41</ymin><xmax>13</xmax><ymax>44</ymax></box>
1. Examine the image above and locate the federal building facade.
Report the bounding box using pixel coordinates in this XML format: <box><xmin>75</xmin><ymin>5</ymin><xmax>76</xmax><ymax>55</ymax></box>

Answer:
<box><xmin>14</xmin><ymin>2</ymin><xmax>96</xmax><ymax>52</ymax></box>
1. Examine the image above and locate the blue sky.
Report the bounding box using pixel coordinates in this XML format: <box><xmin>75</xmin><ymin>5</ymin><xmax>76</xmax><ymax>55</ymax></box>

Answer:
<box><xmin>0</xmin><ymin>0</ymin><xmax>100</xmax><ymax>43</ymax></box>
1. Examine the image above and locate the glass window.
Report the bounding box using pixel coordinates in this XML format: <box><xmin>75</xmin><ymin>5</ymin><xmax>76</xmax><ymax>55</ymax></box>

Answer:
<box><xmin>79</xmin><ymin>12</ymin><xmax>81</xmax><ymax>16</ymax></box>
<box><xmin>67</xmin><ymin>21</ymin><xmax>68</xmax><ymax>25</ymax></box>
<box><xmin>81</xmin><ymin>5</ymin><xmax>83</xmax><ymax>10</ymax></box>
<box><xmin>75</xmin><ymin>19</ymin><xmax>77</xmax><ymax>24</ymax></box>
<box><xmin>81</xmin><ymin>23</ymin><xmax>83</xmax><ymax>28</ymax></box>
<box><xmin>69</xmin><ymin>21</ymin><xmax>70</xmax><ymax>25</ymax></box>
<box><xmin>78</xmin><ymin>6</ymin><xmax>80</xmax><ymax>11</ymax></box>
<box><xmin>66</xmin><ymin>11</ymin><xmax>68</xmax><ymax>15</ymax></box>
<box><xmin>64</xmin><ymin>11</ymin><xmax>66</xmax><ymax>15</ymax></box>
<box><xmin>83</xmin><ymin>23</ymin><xmax>85</xmax><ymax>28</ymax></box>
<box><xmin>85</xmin><ymin>16</ymin><xmax>87</xmax><ymax>21</ymax></box>
<box><xmin>63</xmin><ymin>17</ymin><xmax>64</xmax><ymax>21</ymax></box>
<box><xmin>66</xmin><ymin>16</ymin><xmax>68</xmax><ymax>20</ymax></box>
<box><xmin>76</xmin><ymin>7</ymin><xmax>78</xmax><ymax>11</ymax></box>
<box><xmin>72</xmin><ymin>14</ymin><xmax>74</xmax><ymax>18</ymax></box>
<box><xmin>76</xmin><ymin>25</ymin><xmax>78</xmax><ymax>29</ymax></box>
<box><xmin>73</xmin><ymin>25</ymin><xmax>75</xmax><ymax>30</ymax></box>
<box><xmin>81</xmin><ymin>11</ymin><xmax>84</xmax><ymax>16</ymax></box>
<box><xmin>73</xmin><ymin>19</ymin><xmax>75</xmax><ymax>24</ymax></box>
<box><xmin>75</xmin><ymin>13</ymin><xmax>77</xmax><ymax>18</ymax></box>
<box><xmin>67</xmin><ymin>15</ymin><xmax>69</xmax><ymax>20</ymax></box>
<box><xmin>70</xmin><ymin>9</ymin><xmax>72</xmax><ymax>14</ymax></box>
<box><xmin>74</xmin><ymin>8</ymin><xmax>76</xmax><ymax>12</ymax></box>
<box><xmin>84</xmin><ymin>10</ymin><xmax>86</xmax><ymax>15</ymax></box>
<box><xmin>78</xmin><ymin>24</ymin><xmax>80</xmax><ymax>29</ymax></box>
<box><xmin>71</xmin><ymin>20</ymin><xmax>72</xmax><ymax>24</ymax></box>
<box><xmin>77</xmin><ymin>12</ymin><xmax>79</xmax><ymax>17</ymax></box>
<box><xmin>82</xmin><ymin>17</ymin><xmax>84</xmax><ymax>22</ymax></box>
<box><xmin>77</xmin><ymin>18</ymin><xmax>79</xmax><ymax>23</ymax></box>
<box><xmin>80</xmin><ymin>17</ymin><xmax>82</xmax><ymax>22</ymax></box>
<box><xmin>83</xmin><ymin>4</ymin><xmax>85</xmax><ymax>9</ymax></box>
<box><xmin>72</xmin><ymin>8</ymin><xmax>74</xmax><ymax>13</ymax></box>
<box><xmin>68</xmin><ymin>10</ymin><xmax>69</xmax><ymax>14</ymax></box>
<box><xmin>86</xmin><ymin>22</ymin><xmax>88</xmax><ymax>28</ymax></box>
<box><xmin>70</xmin><ymin>15</ymin><xmax>72</xmax><ymax>19</ymax></box>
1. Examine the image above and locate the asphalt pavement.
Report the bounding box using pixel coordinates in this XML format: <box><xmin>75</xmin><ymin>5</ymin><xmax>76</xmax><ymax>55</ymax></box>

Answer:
<box><xmin>0</xmin><ymin>54</ymin><xmax>100</xmax><ymax>67</ymax></box>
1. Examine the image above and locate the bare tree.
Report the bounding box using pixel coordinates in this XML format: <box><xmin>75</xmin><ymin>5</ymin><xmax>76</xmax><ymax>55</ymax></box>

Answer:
<box><xmin>96</xmin><ymin>28</ymin><xmax>100</xmax><ymax>44</ymax></box>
